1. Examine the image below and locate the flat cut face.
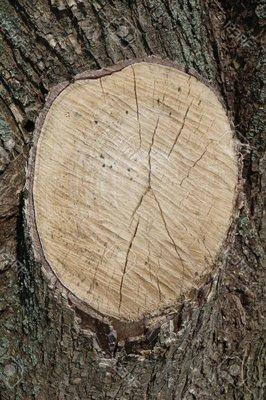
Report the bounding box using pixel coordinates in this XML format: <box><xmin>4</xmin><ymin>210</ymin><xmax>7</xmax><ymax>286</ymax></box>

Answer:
<box><xmin>32</xmin><ymin>62</ymin><xmax>238</xmax><ymax>320</ymax></box>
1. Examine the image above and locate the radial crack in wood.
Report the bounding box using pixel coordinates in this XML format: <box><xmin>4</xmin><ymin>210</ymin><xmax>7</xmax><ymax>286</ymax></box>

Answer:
<box><xmin>27</xmin><ymin>60</ymin><xmax>238</xmax><ymax>322</ymax></box>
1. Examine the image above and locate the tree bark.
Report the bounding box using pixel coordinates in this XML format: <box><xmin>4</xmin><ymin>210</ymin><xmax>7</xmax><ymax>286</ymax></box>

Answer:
<box><xmin>0</xmin><ymin>1</ymin><xmax>264</xmax><ymax>399</ymax></box>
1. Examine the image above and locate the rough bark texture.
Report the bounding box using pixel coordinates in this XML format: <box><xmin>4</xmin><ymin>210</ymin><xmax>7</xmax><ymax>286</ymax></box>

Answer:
<box><xmin>0</xmin><ymin>1</ymin><xmax>265</xmax><ymax>399</ymax></box>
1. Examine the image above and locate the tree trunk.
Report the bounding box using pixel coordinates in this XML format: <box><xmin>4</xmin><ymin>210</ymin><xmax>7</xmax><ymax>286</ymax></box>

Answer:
<box><xmin>0</xmin><ymin>1</ymin><xmax>264</xmax><ymax>399</ymax></box>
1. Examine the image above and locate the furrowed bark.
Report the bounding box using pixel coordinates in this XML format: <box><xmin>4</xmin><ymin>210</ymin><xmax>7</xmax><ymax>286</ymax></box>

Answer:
<box><xmin>0</xmin><ymin>1</ymin><xmax>264</xmax><ymax>399</ymax></box>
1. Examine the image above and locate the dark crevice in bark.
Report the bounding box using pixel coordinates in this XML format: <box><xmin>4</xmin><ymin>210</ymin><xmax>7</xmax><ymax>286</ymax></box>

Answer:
<box><xmin>0</xmin><ymin>75</ymin><xmax>26</xmax><ymax>117</ymax></box>
<box><xmin>17</xmin><ymin>193</ymin><xmax>40</xmax><ymax>337</ymax></box>
<box><xmin>8</xmin><ymin>0</ymin><xmax>75</xmax><ymax>77</ymax></box>
<box><xmin>54</xmin><ymin>4</ymin><xmax>101</xmax><ymax>69</ymax></box>
<box><xmin>0</xmin><ymin>30</ymin><xmax>43</xmax><ymax>87</ymax></box>
<box><xmin>90</xmin><ymin>2</ymin><xmax>116</xmax><ymax>65</ymax></box>
<box><xmin>127</xmin><ymin>2</ymin><xmax>153</xmax><ymax>56</ymax></box>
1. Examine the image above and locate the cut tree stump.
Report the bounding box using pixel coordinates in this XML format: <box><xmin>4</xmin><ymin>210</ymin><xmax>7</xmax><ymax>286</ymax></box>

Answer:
<box><xmin>26</xmin><ymin>59</ymin><xmax>238</xmax><ymax>327</ymax></box>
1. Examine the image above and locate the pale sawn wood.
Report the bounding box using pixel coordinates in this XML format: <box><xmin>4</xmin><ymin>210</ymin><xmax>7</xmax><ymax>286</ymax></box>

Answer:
<box><xmin>30</xmin><ymin>61</ymin><xmax>238</xmax><ymax>320</ymax></box>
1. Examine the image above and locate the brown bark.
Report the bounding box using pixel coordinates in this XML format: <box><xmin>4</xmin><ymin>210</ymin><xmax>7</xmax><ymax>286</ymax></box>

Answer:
<box><xmin>0</xmin><ymin>1</ymin><xmax>265</xmax><ymax>399</ymax></box>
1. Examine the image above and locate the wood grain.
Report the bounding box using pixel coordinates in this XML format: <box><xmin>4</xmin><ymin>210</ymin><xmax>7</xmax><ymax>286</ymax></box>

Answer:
<box><xmin>31</xmin><ymin>61</ymin><xmax>238</xmax><ymax>320</ymax></box>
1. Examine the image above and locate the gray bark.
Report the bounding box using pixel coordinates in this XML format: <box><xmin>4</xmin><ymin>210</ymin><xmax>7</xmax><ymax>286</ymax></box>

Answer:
<box><xmin>0</xmin><ymin>1</ymin><xmax>265</xmax><ymax>399</ymax></box>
